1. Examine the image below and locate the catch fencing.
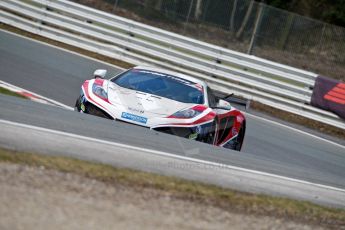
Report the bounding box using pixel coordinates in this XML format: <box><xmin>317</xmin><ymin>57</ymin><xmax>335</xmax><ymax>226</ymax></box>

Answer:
<box><xmin>77</xmin><ymin>0</ymin><xmax>345</xmax><ymax>82</ymax></box>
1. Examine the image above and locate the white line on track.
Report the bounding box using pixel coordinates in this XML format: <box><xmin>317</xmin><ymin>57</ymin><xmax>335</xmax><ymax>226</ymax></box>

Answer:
<box><xmin>1</xmin><ymin>28</ymin><xmax>344</xmax><ymax>149</ymax></box>
<box><xmin>245</xmin><ymin>113</ymin><xmax>345</xmax><ymax>150</ymax></box>
<box><xmin>0</xmin><ymin>80</ymin><xmax>73</xmax><ymax>110</ymax></box>
<box><xmin>1</xmin><ymin>118</ymin><xmax>344</xmax><ymax>193</ymax></box>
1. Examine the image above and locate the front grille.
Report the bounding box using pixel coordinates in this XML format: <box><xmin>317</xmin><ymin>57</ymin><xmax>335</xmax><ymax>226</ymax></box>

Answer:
<box><xmin>153</xmin><ymin>127</ymin><xmax>193</xmax><ymax>138</ymax></box>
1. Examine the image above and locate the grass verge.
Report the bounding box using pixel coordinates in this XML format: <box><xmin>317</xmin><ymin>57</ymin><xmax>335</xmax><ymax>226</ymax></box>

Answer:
<box><xmin>1</xmin><ymin>23</ymin><xmax>344</xmax><ymax>140</ymax></box>
<box><xmin>0</xmin><ymin>87</ymin><xmax>26</xmax><ymax>99</ymax></box>
<box><xmin>0</xmin><ymin>148</ymin><xmax>344</xmax><ymax>229</ymax></box>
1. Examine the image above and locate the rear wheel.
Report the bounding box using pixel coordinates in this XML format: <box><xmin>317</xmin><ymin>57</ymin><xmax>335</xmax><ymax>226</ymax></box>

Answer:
<box><xmin>232</xmin><ymin>123</ymin><xmax>246</xmax><ymax>151</ymax></box>
<box><xmin>222</xmin><ymin>122</ymin><xmax>245</xmax><ymax>151</ymax></box>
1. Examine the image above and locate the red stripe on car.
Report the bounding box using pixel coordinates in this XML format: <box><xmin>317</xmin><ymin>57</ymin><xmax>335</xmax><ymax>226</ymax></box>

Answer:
<box><xmin>83</xmin><ymin>81</ymin><xmax>110</xmax><ymax>110</ymax></box>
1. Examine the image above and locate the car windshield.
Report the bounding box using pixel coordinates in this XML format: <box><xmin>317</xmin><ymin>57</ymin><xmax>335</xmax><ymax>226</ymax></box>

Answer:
<box><xmin>112</xmin><ymin>69</ymin><xmax>204</xmax><ymax>104</ymax></box>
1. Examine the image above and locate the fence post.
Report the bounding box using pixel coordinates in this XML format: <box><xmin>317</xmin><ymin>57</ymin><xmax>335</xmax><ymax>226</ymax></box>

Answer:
<box><xmin>229</xmin><ymin>0</ymin><xmax>238</xmax><ymax>32</ymax></box>
<box><xmin>112</xmin><ymin>0</ymin><xmax>119</xmax><ymax>13</ymax></box>
<box><xmin>247</xmin><ymin>2</ymin><xmax>264</xmax><ymax>55</ymax></box>
<box><xmin>316</xmin><ymin>23</ymin><xmax>327</xmax><ymax>64</ymax></box>
<box><xmin>183</xmin><ymin>0</ymin><xmax>194</xmax><ymax>34</ymax></box>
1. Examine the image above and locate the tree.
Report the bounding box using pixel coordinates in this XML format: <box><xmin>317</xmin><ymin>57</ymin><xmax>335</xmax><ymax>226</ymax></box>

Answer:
<box><xmin>260</xmin><ymin>0</ymin><xmax>345</xmax><ymax>27</ymax></box>
<box><xmin>143</xmin><ymin>0</ymin><xmax>162</xmax><ymax>11</ymax></box>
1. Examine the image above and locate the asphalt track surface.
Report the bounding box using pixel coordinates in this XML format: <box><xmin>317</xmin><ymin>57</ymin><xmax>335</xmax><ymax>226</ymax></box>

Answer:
<box><xmin>1</xmin><ymin>30</ymin><xmax>345</xmax><ymax>201</ymax></box>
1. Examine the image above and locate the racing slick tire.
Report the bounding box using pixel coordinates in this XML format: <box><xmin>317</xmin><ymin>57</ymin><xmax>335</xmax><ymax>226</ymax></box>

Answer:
<box><xmin>232</xmin><ymin>123</ymin><xmax>246</xmax><ymax>151</ymax></box>
<box><xmin>75</xmin><ymin>96</ymin><xmax>112</xmax><ymax>120</ymax></box>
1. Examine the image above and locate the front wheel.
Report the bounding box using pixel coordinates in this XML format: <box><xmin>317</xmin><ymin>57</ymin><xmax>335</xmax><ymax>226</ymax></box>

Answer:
<box><xmin>75</xmin><ymin>96</ymin><xmax>112</xmax><ymax>120</ymax></box>
<box><xmin>233</xmin><ymin>123</ymin><xmax>245</xmax><ymax>151</ymax></box>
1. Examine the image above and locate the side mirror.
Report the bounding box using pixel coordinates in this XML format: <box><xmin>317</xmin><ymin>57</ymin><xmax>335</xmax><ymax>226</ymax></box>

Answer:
<box><xmin>215</xmin><ymin>99</ymin><xmax>231</xmax><ymax>110</ymax></box>
<box><xmin>93</xmin><ymin>69</ymin><xmax>107</xmax><ymax>79</ymax></box>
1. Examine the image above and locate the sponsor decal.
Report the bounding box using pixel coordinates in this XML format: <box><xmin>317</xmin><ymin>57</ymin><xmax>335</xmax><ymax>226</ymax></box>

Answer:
<box><xmin>121</xmin><ymin>112</ymin><xmax>147</xmax><ymax>124</ymax></box>
<box><xmin>136</xmin><ymin>70</ymin><xmax>197</xmax><ymax>87</ymax></box>
<box><xmin>128</xmin><ymin>107</ymin><xmax>145</xmax><ymax>114</ymax></box>
<box><xmin>236</xmin><ymin>115</ymin><xmax>244</xmax><ymax>123</ymax></box>
<box><xmin>189</xmin><ymin>133</ymin><xmax>198</xmax><ymax>140</ymax></box>
<box><xmin>191</xmin><ymin>83</ymin><xmax>204</xmax><ymax>92</ymax></box>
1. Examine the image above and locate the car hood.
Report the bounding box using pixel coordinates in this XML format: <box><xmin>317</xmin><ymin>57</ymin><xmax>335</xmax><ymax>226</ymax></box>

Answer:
<box><xmin>107</xmin><ymin>83</ymin><xmax>190</xmax><ymax>117</ymax></box>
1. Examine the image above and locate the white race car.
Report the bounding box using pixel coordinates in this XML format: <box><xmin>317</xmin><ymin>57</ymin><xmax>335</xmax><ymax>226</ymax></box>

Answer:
<box><xmin>75</xmin><ymin>66</ymin><xmax>246</xmax><ymax>151</ymax></box>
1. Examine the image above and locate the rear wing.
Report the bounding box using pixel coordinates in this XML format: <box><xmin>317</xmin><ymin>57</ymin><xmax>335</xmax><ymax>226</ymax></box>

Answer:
<box><xmin>219</xmin><ymin>93</ymin><xmax>251</xmax><ymax>110</ymax></box>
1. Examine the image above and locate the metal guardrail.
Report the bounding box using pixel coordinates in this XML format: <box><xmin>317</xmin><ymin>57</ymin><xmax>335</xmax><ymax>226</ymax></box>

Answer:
<box><xmin>1</xmin><ymin>0</ymin><xmax>344</xmax><ymax>129</ymax></box>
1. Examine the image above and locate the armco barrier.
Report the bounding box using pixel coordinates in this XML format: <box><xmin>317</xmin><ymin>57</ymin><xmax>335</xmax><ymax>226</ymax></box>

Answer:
<box><xmin>0</xmin><ymin>0</ymin><xmax>344</xmax><ymax>129</ymax></box>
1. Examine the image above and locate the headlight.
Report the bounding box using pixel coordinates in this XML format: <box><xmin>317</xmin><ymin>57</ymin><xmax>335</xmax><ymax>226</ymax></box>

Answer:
<box><xmin>92</xmin><ymin>84</ymin><xmax>108</xmax><ymax>99</ymax></box>
<box><xmin>170</xmin><ymin>108</ymin><xmax>202</xmax><ymax>118</ymax></box>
